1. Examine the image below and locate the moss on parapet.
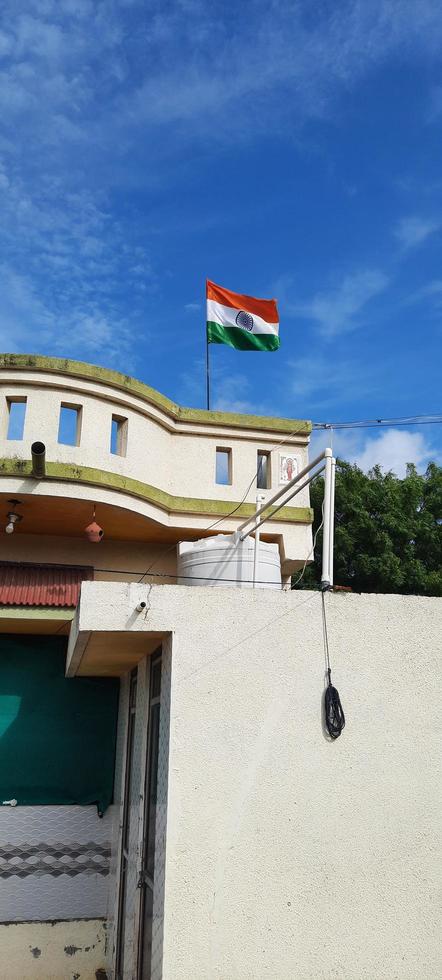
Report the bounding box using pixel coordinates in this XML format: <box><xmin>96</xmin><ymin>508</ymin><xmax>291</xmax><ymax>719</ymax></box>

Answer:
<box><xmin>0</xmin><ymin>457</ymin><xmax>313</xmax><ymax>525</ymax></box>
<box><xmin>0</xmin><ymin>353</ymin><xmax>311</xmax><ymax>436</ymax></box>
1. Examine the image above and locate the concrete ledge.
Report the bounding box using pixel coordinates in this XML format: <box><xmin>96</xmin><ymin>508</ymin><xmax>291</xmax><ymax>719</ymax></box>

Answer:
<box><xmin>0</xmin><ymin>353</ymin><xmax>312</xmax><ymax>435</ymax></box>
<box><xmin>0</xmin><ymin>457</ymin><xmax>313</xmax><ymax>525</ymax></box>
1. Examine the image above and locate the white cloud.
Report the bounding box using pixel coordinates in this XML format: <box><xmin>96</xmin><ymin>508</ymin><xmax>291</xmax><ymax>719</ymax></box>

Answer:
<box><xmin>293</xmin><ymin>268</ymin><xmax>389</xmax><ymax>338</ymax></box>
<box><xmin>184</xmin><ymin>302</ymin><xmax>201</xmax><ymax>312</ymax></box>
<box><xmin>355</xmin><ymin>429</ymin><xmax>437</xmax><ymax>476</ymax></box>
<box><xmin>0</xmin><ymin>0</ymin><xmax>441</xmax><ymax>374</ymax></box>
<box><xmin>311</xmin><ymin>427</ymin><xmax>438</xmax><ymax>478</ymax></box>
<box><xmin>395</xmin><ymin>215</ymin><xmax>440</xmax><ymax>249</ymax></box>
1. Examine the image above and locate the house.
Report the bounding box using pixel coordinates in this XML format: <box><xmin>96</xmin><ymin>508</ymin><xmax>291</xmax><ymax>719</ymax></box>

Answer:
<box><xmin>0</xmin><ymin>354</ymin><xmax>439</xmax><ymax>980</ymax></box>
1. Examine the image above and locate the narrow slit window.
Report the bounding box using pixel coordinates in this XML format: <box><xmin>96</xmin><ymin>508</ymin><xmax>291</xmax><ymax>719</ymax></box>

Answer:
<box><xmin>216</xmin><ymin>448</ymin><xmax>232</xmax><ymax>485</ymax></box>
<box><xmin>110</xmin><ymin>415</ymin><xmax>128</xmax><ymax>456</ymax></box>
<box><xmin>58</xmin><ymin>404</ymin><xmax>82</xmax><ymax>446</ymax></box>
<box><xmin>257</xmin><ymin>450</ymin><xmax>270</xmax><ymax>489</ymax></box>
<box><xmin>6</xmin><ymin>398</ymin><xmax>27</xmax><ymax>440</ymax></box>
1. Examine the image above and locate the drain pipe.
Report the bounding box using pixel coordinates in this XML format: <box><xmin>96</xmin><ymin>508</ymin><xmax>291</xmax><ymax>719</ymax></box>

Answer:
<box><xmin>31</xmin><ymin>441</ymin><xmax>46</xmax><ymax>479</ymax></box>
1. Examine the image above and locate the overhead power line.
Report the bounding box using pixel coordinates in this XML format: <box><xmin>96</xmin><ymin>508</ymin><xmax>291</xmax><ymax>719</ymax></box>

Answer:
<box><xmin>313</xmin><ymin>414</ymin><xmax>442</xmax><ymax>431</ymax></box>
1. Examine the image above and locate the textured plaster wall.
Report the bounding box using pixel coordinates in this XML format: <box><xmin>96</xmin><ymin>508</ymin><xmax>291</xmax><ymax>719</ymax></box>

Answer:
<box><xmin>76</xmin><ymin>584</ymin><xmax>441</xmax><ymax>980</ymax></box>
<box><xmin>0</xmin><ymin>373</ymin><xmax>309</xmax><ymax>505</ymax></box>
<box><xmin>0</xmin><ymin>919</ymin><xmax>106</xmax><ymax>980</ymax></box>
<box><xmin>0</xmin><ymin>532</ymin><xmax>179</xmax><ymax>583</ymax></box>
<box><xmin>0</xmin><ymin>371</ymin><xmax>313</xmax><ymax>567</ymax></box>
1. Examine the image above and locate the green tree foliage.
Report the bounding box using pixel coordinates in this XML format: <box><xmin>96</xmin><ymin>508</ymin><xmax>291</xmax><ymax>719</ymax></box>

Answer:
<box><xmin>295</xmin><ymin>461</ymin><xmax>442</xmax><ymax>596</ymax></box>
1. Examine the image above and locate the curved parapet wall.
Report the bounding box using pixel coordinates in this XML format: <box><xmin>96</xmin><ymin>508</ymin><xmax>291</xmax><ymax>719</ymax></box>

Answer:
<box><xmin>0</xmin><ymin>354</ymin><xmax>313</xmax><ymax>568</ymax></box>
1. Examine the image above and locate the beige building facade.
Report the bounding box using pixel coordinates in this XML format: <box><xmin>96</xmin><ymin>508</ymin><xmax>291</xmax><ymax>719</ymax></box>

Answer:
<box><xmin>0</xmin><ymin>355</ymin><xmax>440</xmax><ymax>980</ymax></box>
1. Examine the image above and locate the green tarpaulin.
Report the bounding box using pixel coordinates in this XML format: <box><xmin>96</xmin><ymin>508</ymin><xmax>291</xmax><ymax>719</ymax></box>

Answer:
<box><xmin>0</xmin><ymin>635</ymin><xmax>119</xmax><ymax>814</ymax></box>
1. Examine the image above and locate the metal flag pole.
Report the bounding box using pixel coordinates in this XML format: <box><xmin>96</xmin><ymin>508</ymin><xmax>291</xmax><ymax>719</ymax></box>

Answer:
<box><xmin>206</xmin><ymin>333</ymin><xmax>211</xmax><ymax>411</ymax></box>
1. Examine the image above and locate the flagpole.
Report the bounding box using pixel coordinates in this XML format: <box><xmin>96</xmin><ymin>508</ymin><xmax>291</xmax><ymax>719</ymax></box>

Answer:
<box><xmin>206</xmin><ymin>333</ymin><xmax>211</xmax><ymax>410</ymax></box>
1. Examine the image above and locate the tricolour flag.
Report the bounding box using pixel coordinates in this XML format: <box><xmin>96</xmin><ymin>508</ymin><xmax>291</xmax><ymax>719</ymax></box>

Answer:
<box><xmin>207</xmin><ymin>280</ymin><xmax>280</xmax><ymax>352</ymax></box>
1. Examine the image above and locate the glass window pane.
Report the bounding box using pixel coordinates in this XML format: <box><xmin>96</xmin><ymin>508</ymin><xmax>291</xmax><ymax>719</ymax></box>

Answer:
<box><xmin>7</xmin><ymin>400</ymin><xmax>26</xmax><ymax>440</ymax></box>
<box><xmin>58</xmin><ymin>405</ymin><xmax>81</xmax><ymax>446</ymax></box>
<box><xmin>216</xmin><ymin>449</ymin><xmax>231</xmax><ymax>485</ymax></box>
<box><xmin>110</xmin><ymin>415</ymin><xmax>127</xmax><ymax>456</ymax></box>
<box><xmin>257</xmin><ymin>452</ymin><xmax>269</xmax><ymax>489</ymax></box>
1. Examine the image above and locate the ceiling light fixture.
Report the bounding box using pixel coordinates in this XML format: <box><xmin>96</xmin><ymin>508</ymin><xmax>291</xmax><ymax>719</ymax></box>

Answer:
<box><xmin>5</xmin><ymin>499</ymin><xmax>23</xmax><ymax>535</ymax></box>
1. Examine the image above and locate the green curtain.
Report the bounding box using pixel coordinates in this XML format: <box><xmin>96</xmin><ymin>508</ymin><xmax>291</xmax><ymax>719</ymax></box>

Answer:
<box><xmin>0</xmin><ymin>635</ymin><xmax>119</xmax><ymax>814</ymax></box>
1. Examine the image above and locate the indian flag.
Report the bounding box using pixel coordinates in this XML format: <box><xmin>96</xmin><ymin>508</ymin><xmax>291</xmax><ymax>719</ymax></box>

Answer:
<box><xmin>207</xmin><ymin>280</ymin><xmax>280</xmax><ymax>352</ymax></box>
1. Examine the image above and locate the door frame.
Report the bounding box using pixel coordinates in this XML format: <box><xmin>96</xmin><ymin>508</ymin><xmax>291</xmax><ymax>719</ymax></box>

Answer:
<box><xmin>135</xmin><ymin>648</ymin><xmax>162</xmax><ymax>980</ymax></box>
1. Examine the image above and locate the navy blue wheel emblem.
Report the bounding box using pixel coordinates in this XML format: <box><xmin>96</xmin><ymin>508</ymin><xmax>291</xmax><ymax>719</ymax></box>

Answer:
<box><xmin>236</xmin><ymin>310</ymin><xmax>254</xmax><ymax>332</ymax></box>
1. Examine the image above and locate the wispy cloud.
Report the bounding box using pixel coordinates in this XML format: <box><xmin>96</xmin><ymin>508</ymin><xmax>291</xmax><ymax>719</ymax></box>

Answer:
<box><xmin>179</xmin><ymin>359</ymin><xmax>271</xmax><ymax>414</ymax></box>
<box><xmin>395</xmin><ymin>215</ymin><xmax>440</xmax><ymax>249</ymax></box>
<box><xmin>0</xmin><ymin>263</ymin><xmax>136</xmax><ymax>368</ymax></box>
<box><xmin>288</xmin><ymin>354</ymin><xmax>379</xmax><ymax>410</ymax></box>
<box><xmin>1</xmin><ymin>0</ymin><xmax>442</xmax><ymax>368</ymax></box>
<box><xmin>287</xmin><ymin>268</ymin><xmax>389</xmax><ymax>338</ymax></box>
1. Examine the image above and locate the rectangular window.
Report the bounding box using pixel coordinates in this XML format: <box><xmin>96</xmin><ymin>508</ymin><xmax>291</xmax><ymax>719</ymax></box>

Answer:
<box><xmin>58</xmin><ymin>403</ymin><xmax>82</xmax><ymax>446</ymax></box>
<box><xmin>6</xmin><ymin>398</ymin><xmax>27</xmax><ymax>440</ymax></box>
<box><xmin>216</xmin><ymin>448</ymin><xmax>232</xmax><ymax>485</ymax></box>
<box><xmin>257</xmin><ymin>450</ymin><xmax>270</xmax><ymax>489</ymax></box>
<box><xmin>110</xmin><ymin>414</ymin><xmax>128</xmax><ymax>456</ymax></box>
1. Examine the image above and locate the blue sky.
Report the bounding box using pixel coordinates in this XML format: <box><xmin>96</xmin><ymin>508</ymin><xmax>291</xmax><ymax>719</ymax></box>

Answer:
<box><xmin>1</xmin><ymin>0</ymin><xmax>441</xmax><ymax>475</ymax></box>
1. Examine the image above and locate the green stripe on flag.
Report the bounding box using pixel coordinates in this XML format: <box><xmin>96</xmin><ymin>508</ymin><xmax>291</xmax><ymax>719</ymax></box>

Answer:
<box><xmin>207</xmin><ymin>321</ymin><xmax>280</xmax><ymax>352</ymax></box>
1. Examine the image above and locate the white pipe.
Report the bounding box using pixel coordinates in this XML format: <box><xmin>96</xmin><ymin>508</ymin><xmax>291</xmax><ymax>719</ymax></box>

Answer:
<box><xmin>241</xmin><ymin>464</ymin><xmax>326</xmax><ymax>540</ymax></box>
<box><xmin>236</xmin><ymin>449</ymin><xmax>328</xmax><ymax>537</ymax></box>
<box><xmin>328</xmin><ymin>457</ymin><xmax>336</xmax><ymax>587</ymax></box>
<box><xmin>252</xmin><ymin>493</ymin><xmax>266</xmax><ymax>588</ymax></box>
<box><xmin>321</xmin><ymin>449</ymin><xmax>333</xmax><ymax>589</ymax></box>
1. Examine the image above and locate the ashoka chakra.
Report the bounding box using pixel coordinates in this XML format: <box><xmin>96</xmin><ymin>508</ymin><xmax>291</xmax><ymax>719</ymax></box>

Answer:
<box><xmin>236</xmin><ymin>310</ymin><xmax>254</xmax><ymax>331</ymax></box>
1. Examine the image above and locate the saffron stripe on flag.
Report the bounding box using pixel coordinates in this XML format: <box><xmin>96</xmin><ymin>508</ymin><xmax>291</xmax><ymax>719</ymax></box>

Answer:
<box><xmin>207</xmin><ymin>280</ymin><xmax>278</xmax><ymax>322</ymax></box>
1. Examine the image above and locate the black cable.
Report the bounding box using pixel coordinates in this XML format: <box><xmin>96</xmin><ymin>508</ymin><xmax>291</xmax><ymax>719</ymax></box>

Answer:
<box><xmin>96</xmin><ymin>565</ymin><xmax>285</xmax><ymax>587</ymax></box>
<box><xmin>321</xmin><ymin>592</ymin><xmax>345</xmax><ymax>739</ymax></box>
<box><xmin>313</xmin><ymin>414</ymin><xmax>442</xmax><ymax>431</ymax></box>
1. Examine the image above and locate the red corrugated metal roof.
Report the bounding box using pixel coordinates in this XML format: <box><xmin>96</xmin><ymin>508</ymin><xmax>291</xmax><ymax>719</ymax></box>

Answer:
<box><xmin>0</xmin><ymin>563</ymin><xmax>93</xmax><ymax>608</ymax></box>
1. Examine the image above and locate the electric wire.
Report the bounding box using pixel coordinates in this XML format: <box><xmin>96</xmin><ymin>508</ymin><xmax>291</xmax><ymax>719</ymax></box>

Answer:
<box><xmin>313</xmin><ymin>413</ymin><xmax>442</xmax><ymax>431</ymax></box>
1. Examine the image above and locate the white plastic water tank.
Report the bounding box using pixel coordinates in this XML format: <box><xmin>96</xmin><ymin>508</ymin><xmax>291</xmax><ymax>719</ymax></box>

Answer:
<box><xmin>177</xmin><ymin>534</ymin><xmax>281</xmax><ymax>590</ymax></box>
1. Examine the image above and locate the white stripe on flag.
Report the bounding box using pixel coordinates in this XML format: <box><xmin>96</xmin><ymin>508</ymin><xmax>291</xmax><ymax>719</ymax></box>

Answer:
<box><xmin>207</xmin><ymin>299</ymin><xmax>279</xmax><ymax>336</ymax></box>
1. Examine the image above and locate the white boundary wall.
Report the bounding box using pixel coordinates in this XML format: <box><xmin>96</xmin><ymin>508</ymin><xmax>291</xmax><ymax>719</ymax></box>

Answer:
<box><xmin>74</xmin><ymin>584</ymin><xmax>441</xmax><ymax>980</ymax></box>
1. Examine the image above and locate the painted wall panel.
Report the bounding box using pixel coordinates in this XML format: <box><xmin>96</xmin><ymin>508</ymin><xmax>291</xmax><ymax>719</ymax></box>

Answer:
<box><xmin>0</xmin><ymin>806</ymin><xmax>112</xmax><ymax>922</ymax></box>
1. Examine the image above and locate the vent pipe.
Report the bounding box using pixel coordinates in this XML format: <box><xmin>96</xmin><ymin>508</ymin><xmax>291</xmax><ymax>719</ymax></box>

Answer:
<box><xmin>31</xmin><ymin>441</ymin><xmax>46</xmax><ymax>479</ymax></box>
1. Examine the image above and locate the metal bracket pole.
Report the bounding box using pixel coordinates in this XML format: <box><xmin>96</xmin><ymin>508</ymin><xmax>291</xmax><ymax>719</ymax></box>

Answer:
<box><xmin>328</xmin><ymin>456</ymin><xmax>336</xmax><ymax>587</ymax></box>
<box><xmin>252</xmin><ymin>493</ymin><xmax>266</xmax><ymax>588</ymax></box>
<box><xmin>321</xmin><ymin>448</ymin><xmax>333</xmax><ymax>590</ymax></box>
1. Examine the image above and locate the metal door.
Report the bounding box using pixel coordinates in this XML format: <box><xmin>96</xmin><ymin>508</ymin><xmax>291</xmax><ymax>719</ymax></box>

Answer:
<box><xmin>137</xmin><ymin>652</ymin><xmax>162</xmax><ymax>980</ymax></box>
<box><xmin>115</xmin><ymin>669</ymin><xmax>138</xmax><ymax>979</ymax></box>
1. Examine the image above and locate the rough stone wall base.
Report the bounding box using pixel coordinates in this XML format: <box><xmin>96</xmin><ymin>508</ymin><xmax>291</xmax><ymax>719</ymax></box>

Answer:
<box><xmin>0</xmin><ymin>919</ymin><xmax>107</xmax><ymax>980</ymax></box>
